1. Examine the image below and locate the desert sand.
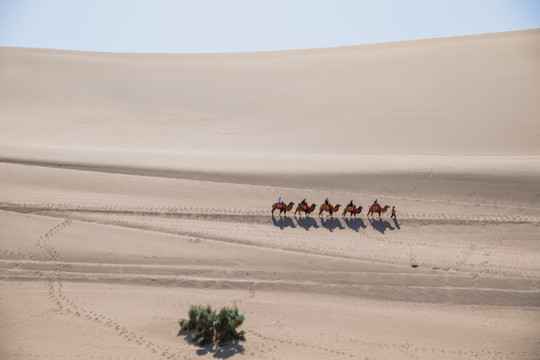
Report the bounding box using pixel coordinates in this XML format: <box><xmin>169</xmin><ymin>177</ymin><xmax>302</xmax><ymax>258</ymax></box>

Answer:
<box><xmin>1</xmin><ymin>29</ymin><xmax>539</xmax><ymax>359</ymax></box>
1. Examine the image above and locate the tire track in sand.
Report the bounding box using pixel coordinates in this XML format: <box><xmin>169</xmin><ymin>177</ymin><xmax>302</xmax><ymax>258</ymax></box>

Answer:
<box><xmin>1</xmin><ymin>201</ymin><xmax>539</xmax><ymax>224</ymax></box>
<box><xmin>6</xmin><ymin>201</ymin><xmax>538</xmax><ymax>282</ymax></box>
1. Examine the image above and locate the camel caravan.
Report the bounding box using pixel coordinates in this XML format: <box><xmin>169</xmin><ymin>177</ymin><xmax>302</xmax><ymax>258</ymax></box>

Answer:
<box><xmin>272</xmin><ymin>197</ymin><xmax>395</xmax><ymax>219</ymax></box>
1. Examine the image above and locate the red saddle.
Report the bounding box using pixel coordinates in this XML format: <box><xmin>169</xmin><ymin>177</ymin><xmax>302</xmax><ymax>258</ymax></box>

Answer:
<box><xmin>325</xmin><ymin>205</ymin><xmax>330</xmax><ymax>211</ymax></box>
<box><xmin>349</xmin><ymin>206</ymin><xmax>355</xmax><ymax>211</ymax></box>
<box><xmin>303</xmin><ymin>205</ymin><xmax>307</xmax><ymax>210</ymax></box>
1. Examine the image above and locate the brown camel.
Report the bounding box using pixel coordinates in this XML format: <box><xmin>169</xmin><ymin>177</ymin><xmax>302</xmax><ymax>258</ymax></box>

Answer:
<box><xmin>294</xmin><ymin>203</ymin><xmax>316</xmax><ymax>217</ymax></box>
<box><xmin>319</xmin><ymin>203</ymin><xmax>341</xmax><ymax>217</ymax></box>
<box><xmin>342</xmin><ymin>205</ymin><xmax>363</xmax><ymax>218</ymax></box>
<box><xmin>271</xmin><ymin>201</ymin><xmax>294</xmax><ymax>216</ymax></box>
<box><xmin>367</xmin><ymin>205</ymin><xmax>390</xmax><ymax>219</ymax></box>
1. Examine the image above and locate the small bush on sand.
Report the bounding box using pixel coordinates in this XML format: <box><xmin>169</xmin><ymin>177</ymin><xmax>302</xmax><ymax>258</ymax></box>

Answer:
<box><xmin>179</xmin><ymin>305</ymin><xmax>245</xmax><ymax>347</ymax></box>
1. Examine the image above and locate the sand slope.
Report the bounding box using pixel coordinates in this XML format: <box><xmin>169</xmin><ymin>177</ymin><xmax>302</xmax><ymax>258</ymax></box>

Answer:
<box><xmin>1</xmin><ymin>30</ymin><xmax>539</xmax><ymax>359</ymax></box>
<box><xmin>1</xmin><ymin>29</ymin><xmax>540</xmax><ymax>155</ymax></box>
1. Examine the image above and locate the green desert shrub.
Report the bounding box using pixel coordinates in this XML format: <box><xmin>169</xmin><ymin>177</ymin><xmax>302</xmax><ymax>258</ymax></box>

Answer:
<box><xmin>179</xmin><ymin>304</ymin><xmax>204</xmax><ymax>331</ymax></box>
<box><xmin>179</xmin><ymin>305</ymin><xmax>245</xmax><ymax>347</ymax></box>
<box><xmin>213</xmin><ymin>306</ymin><xmax>246</xmax><ymax>346</ymax></box>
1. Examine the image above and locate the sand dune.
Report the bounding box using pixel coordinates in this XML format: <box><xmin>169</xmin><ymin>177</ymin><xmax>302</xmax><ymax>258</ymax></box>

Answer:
<box><xmin>1</xmin><ymin>29</ymin><xmax>540</xmax><ymax>155</ymax></box>
<box><xmin>1</xmin><ymin>30</ymin><xmax>539</xmax><ymax>359</ymax></box>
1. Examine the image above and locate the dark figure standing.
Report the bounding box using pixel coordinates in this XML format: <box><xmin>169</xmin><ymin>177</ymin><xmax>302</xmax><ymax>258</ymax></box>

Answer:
<box><xmin>391</xmin><ymin>206</ymin><xmax>397</xmax><ymax>219</ymax></box>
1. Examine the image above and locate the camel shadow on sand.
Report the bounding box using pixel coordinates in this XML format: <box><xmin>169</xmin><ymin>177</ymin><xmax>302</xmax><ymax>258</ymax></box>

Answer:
<box><xmin>320</xmin><ymin>217</ymin><xmax>345</xmax><ymax>232</ymax></box>
<box><xmin>271</xmin><ymin>215</ymin><xmax>296</xmax><ymax>229</ymax></box>
<box><xmin>178</xmin><ymin>330</ymin><xmax>245</xmax><ymax>359</ymax></box>
<box><xmin>368</xmin><ymin>217</ymin><xmax>395</xmax><ymax>234</ymax></box>
<box><xmin>342</xmin><ymin>217</ymin><xmax>367</xmax><ymax>232</ymax></box>
<box><xmin>295</xmin><ymin>216</ymin><xmax>319</xmax><ymax>230</ymax></box>
<box><xmin>269</xmin><ymin>214</ymin><xmax>399</xmax><ymax>234</ymax></box>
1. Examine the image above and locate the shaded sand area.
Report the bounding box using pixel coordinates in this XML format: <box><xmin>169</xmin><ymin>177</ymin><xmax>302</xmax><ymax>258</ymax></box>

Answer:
<box><xmin>1</xmin><ymin>30</ymin><xmax>540</xmax><ymax>359</ymax></box>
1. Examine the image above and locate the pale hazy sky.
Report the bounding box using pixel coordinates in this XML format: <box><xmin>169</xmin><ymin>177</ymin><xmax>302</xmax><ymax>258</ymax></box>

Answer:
<box><xmin>1</xmin><ymin>0</ymin><xmax>539</xmax><ymax>53</ymax></box>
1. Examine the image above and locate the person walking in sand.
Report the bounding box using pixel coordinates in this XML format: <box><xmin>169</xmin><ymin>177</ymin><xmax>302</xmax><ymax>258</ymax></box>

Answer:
<box><xmin>391</xmin><ymin>206</ymin><xmax>397</xmax><ymax>219</ymax></box>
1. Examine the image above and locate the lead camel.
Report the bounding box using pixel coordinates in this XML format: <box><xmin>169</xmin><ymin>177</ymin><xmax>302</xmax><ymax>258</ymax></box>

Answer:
<box><xmin>367</xmin><ymin>204</ymin><xmax>390</xmax><ymax>219</ymax></box>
